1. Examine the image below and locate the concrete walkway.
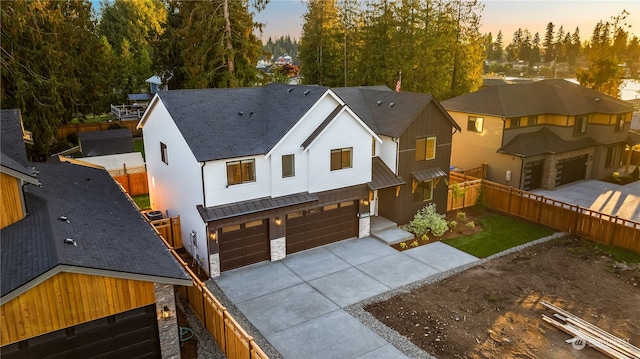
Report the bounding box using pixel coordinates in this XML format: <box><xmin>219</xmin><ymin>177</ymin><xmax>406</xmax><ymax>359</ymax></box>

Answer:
<box><xmin>212</xmin><ymin>237</ymin><xmax>478</xmax><ymax>359</ymax></box>
<box><xmin>531</xmin><ymin>179</ymin><xmax>640</xmax><ymax>223</ymax></box>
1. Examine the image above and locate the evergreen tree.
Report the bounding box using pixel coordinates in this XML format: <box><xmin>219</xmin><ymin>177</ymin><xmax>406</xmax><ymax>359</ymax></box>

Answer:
<box><xmin>299</xmin><ymin>0</ymin><xmax>343</xmax><ymax>86</ymax></box>
<box><xmin>492</xmin><ymin>31</ymin><xmax>504</xmax><ymax>61</ymax></box>
<box><xmin>1</xmin><ymin>0</ymin><xmax>112</xmax><ymax>155</ymax></box>
<box><xmin>577</xmin><ymin>11</ymin><xmax>630</xmax><ymax>97</ymax></box>
<box><xmin>543</xmin><ymin>22</ymin><xmax>555</xmax><ymax>62</ymax></box>
<box><xmin>531</xmin><ymin>32</ymin><xmax>541</xmax><ymax>64</ymax></box>
<box><xmin>169</xmin><ymin>0</ymin><xmax>263</xmax><ymax>88</ymax></box>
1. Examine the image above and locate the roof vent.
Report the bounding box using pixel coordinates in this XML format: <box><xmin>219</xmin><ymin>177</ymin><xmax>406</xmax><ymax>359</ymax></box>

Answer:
<box><xmin>287</xmin><ymin>88</ymin><xmax>294</xmax><ymax>93</ymax></box>
<box><xmin>58</xmin><ymin>215</ymin><xmax>69</xmax><ymax>223</ymax></box>
<box><xmin>389</xmin><ymin>102</ymin><xmax>395</xmax><ymax>108</ymax></box>
<box><xmin>249</xmin><ymin>111</ymin><xmax>255</xmax><ymax>117</ymax></box>
<box><xmin>303</xmin><ymin>90</ymin><xmax>311</xmax><ymax>96</ymax></box>
<box><xmin>63</xmin><ymin>238</ymin><xmax>77</xmax><ymax>246</ymax></box>
<box><xmin>377</xmin><ymin>100</ymin><xmax>382</xmax><ymax>106</ymax></box>
<box><xmin>238</xmin><ymin>111</ymin><xmax>245</xmax><ymax>116</ymax></box>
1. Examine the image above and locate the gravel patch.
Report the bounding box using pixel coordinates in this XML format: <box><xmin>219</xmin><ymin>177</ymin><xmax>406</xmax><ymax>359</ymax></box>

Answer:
<box><xmin>176</xmin><ymin>296</ymin><xmax>225</xmax><ymax>359</ymax></box>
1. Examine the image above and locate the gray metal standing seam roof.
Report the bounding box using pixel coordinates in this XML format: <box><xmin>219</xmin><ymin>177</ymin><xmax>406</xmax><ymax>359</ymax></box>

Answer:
<box><xmin>155</xmin><ymin>83</ymin><xmax>329</xmax><ymax>162</ymax></box>
<box><xmin>1</xmin><ymin>159</ymin><xmax>191</xmax><ymax>299</ymax></box>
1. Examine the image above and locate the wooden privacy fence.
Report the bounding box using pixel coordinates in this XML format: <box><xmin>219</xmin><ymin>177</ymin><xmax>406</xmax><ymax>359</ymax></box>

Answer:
<box><xmin>143</xmin><ymin>216</ymin><xmax>268</xmax><ymax>358</ymax></box>
<box><xmin>56</xmin><ymin>119</ymin><xmax>141</xmax><ymax>140</ymax></box>
<box><xmin>149</xmin><ymin>216</ymin><xmax>183</xmax><ymax>249</ymax></box>
<box><xmin>481</xmin><ymin>181</ymin><xmax>640</xmax><ymax>254</ymax></box>
<box><xmin>447</xmin><ymin>177</ymin><xmax>481</xmax><ymax>211</ymax></box>
<box><xmin>113</xmin><ymin>172</ymin><xmax>149</xmax><ymax>196</ymax></box>
<box><xmin>149</xmin><ymin>228</ymin><xmax>269</xmax><ymax>359</ymax></box>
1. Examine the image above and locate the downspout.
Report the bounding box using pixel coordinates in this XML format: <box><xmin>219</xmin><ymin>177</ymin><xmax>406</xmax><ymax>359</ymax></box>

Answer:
<box><xmin>200</xmin><ymin>161</ymin><xmax>207</xmax><ymax>207</ymax></box>
<box><xmin>394</xmin><ymin>137</ymin><xmax>400</xmax><ymax>175</ymax></box>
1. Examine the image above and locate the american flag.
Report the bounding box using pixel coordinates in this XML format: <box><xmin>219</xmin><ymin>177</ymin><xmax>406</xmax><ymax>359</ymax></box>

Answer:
<box><xmin>395</xmin><ymin>71</ymin><xmax>401</xmax><ymax>92</ymax></box>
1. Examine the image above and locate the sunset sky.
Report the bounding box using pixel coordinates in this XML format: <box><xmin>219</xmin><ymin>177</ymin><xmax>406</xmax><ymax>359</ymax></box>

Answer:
<box><xmin>254</xmin><ymin>0</ymin><xmax>640</xmax><ymax>42</ymax></box>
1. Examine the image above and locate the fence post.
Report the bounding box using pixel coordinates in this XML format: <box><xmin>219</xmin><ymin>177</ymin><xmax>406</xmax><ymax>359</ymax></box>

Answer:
<box><xmin>508</xmin><ymin>187</ymin><xmax>513</xmax><ymax>214</ymax></box>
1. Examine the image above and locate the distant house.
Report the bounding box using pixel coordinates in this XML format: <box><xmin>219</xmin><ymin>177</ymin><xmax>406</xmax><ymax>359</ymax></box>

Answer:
<box><xmin>78</xmin><ymin>128</ymin><xmax>134</xmax><ymax>157</ymax></box>
<box><xmin>442</xmin><ymin>79</ymin><xmax>636</xmax><ymax>190</ymax></box>
<box><xmin>138</xmin><ymin>83</ymin><xmax>459</xmax><ymax>276</ymax></box>
<box><xmin>1</xmin><ymin>110</ymin><xmax>191</xmax><ymax>358</ymax></box>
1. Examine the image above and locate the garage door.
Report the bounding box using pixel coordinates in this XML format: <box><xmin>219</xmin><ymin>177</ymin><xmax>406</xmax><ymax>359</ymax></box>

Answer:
<box><xmin>286</xmin><ymin>201</ymin><xmax>358</xmax><ymax>254</ymax></box>
<box><xmin>219</xmin><ymin>220</ymin><xmax>270</xmax><ymax>271</ymax></box>
<box><xmin>523</xmin><ymin>160</ymin><xmax>543</xmax><ymax>191</ymax></box>
<box><xmin>1</xmin><ymin>304</ymin><xmax>160</xmax><ymax>359</ymax></box>
<box><xmin>556</xmin><ymin>155</ymin><xmax>587</xmax><ymax>186</ymax></box>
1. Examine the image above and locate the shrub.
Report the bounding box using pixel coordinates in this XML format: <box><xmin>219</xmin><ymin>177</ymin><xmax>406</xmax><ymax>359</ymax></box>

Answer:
<box><xmin>466</xmin><ymin>221</ymin><xmax>476</xmax><ymax>229</ymax></box>
<box><xmin>448</xmin><ymin>221</ymin><xmax>457</xmax><ymax>230</ymax></box>
<box><xmin>407</xmin><ymin>203</ymin><xmax>449</xmax><ymax>237</ymax></box>
<box><xmin>421</xmin><ymin>234</ymin><xmax>429</xmax><ymax>242</ymax></box>
<box><xmin>456</xmin><ymin>211</ymin><xmax>467</xmax><ymax>221</ymax></box>
<box><xmin>474</xmin><ymin>187</ymin><xmax>486</xmax><ymax>212</ymax></box>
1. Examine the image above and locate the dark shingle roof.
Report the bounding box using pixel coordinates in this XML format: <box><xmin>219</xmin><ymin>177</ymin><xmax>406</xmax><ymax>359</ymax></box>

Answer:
<box><xmin>1</xmin><ymin>160</ymin><xmax>190</xmax><ymax>299</ymax></box>
<box><xmin>78</xmin><ymin>128</ymin><xmax>134</xmax><ymax>157</ymax></box>
<box><xmin>0</xmin><ymin>109</ymin><xmax>36</xmax><ymax>179</ymax></box>
<box><xmin>442</xmin><ymin>79</ymin><xmax>635</xmax><ymax>118</ymax></box>
<box><xmin>368</xmin><ymin>157</ymin><xmax>406</xmax><ymax>190</ymax></box>
<box><xmin>155</xmin><ymin>83</ymin><xmax>329</xmax><ymax>162</ymax></box>
<box><xmin>498</xmin><ymin>127</ymin><xmax>598</xmax><ymax>157</ymax></box>
<box><xmin>333</xmin><ymin>87</ymin><xmax>454</xmax><ymax>137</ymax></box>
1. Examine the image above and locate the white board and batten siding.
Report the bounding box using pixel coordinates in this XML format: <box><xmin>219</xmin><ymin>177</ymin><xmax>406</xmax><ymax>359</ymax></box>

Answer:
<box><xmin>307</xmin><ymin>109</ymin><xmax>374</xmax><ymax>193</ymax></box>
<box><xmin>378</xmin><ymin>135</ymin><xmax>399</xmax><ymax>174</ymax></box>
<box><xmin>141</xmin><ymin>100</ymin><xmax>210</xmax><ymax>274</ymax></box>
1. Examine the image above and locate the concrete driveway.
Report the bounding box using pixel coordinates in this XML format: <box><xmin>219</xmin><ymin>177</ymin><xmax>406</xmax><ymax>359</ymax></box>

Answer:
<box><xmin>211</xmin><ymin>237</ymin><xmax>478</xmax><ymax>359</ymax></box>
<box><xmin>531</xmin><ymin>179</ymin><xmax>640</xmax><ymax>223</ymax></box>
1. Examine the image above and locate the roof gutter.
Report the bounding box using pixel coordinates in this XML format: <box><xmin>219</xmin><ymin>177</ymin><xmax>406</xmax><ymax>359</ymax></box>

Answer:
<box><xmin>201</xmin><ymin>161</ymin><xmax>207</xmax><ymax>208</ymax></box>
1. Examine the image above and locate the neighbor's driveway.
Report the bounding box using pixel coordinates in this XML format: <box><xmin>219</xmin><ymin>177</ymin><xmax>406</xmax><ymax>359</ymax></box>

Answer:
<box><xmin>531</xmin><ymin>179</ymin><xmax>640</xmax><ymax>223</ymax></box>
<box><xmin>212</xmin><ymin>237</ymin><xmax>478</xmax><ymax>359</ymax></box>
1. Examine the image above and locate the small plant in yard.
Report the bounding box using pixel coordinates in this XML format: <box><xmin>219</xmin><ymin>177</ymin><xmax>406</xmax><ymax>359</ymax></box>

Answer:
<box><xmin>407</xmin><ymin>203</ymin><xmax>449</xmax><ymax>238</ymax></box>
<box><xmin>421</xmin><ymin>234</ymin><xmax>429</xmax><ymax>242</ymax></box>
<box><xmin>399</xmin><ymin>242</ymin><xmax>408</xmax><ymax>249</ymax></box>
<box><xmin>466</xmin><ymin>221</ymin><xmax>475</xmax><ymax>229</ymax></box>
<box><xmin>448</xmin><ymin>220</ymin><xmax>457</xmax><ymax>231</ymax></box>
<box><xmin>456</xmin><ymin>211</ymin><xmax>467</xmax><ymax>222</ymax></box>
<box><xmin>410</xmin><ymin>240</ymin><xmax>420</xmax><ymax>247</ymax></box>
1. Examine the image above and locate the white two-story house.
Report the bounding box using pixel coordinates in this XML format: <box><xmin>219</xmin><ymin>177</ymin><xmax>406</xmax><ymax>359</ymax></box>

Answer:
<box><xmin>138</xmin><ymin>84</ymin><xmax>381</xmax><ymax>276</ymax></box>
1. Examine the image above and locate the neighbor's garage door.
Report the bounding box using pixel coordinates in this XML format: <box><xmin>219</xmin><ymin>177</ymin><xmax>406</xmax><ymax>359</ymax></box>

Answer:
<box><xmin>286</xmin><ymin>201</ymin><xmax>358</xmax><ymax>254</ymax></box>
<box><xmin>219</xmin><ymin>220</ymin><xmax>270</xmax><ymax>271</ymax></box>
<box><xmin>556</xmin><ymin>155</ymin><xmax>588</xmax><ymax>186</ymax></box>
<box><xmin>1</xmin><ymin>304</ymin><xmax>160</xmax><ymax>359</ymax></box>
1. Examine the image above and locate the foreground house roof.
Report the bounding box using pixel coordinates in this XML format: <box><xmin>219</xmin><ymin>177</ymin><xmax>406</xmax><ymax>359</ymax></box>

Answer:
<box><xmin>1</xmin><ymin>160</ymin><xmax>191</xmax><ymax>303</ymax></box>
<box><xmin>442</xmin><ymin>79</ymin><xmax>635</xmax><ymax>118</ymax></box>
<box><xmin>0</xmin><ymin>109</ymin><xmax>38</xmax><ymax>184</ymax></box>
<box><xmin>140</xmin><ymin>83</ymin><xmax>330</xmax><ymax>162</ymax></box>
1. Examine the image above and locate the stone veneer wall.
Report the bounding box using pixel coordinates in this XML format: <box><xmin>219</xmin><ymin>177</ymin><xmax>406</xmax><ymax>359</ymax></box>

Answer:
<box><xmin>359</xmin><ymin>216</ymin><xmax>371</xmax><ymax>238</ymax></box>
<box><xmin>154</xmin><ymin>283</ymin><xmax>180</xmax><ymax>359</ymax></box>
<box><xmin>542</xmin><ymin>148</ymin><xmax>595</xmax><ymax>190</ymax></box>
<box><xmin>209</xmin><ymin>253</ymin><xmax>220</xmax><ymax>278</ymax></box>
<box><xmin>270</xmin><ymin>237</ymin><xmax>286</xmax><ymax>261</ymax></box>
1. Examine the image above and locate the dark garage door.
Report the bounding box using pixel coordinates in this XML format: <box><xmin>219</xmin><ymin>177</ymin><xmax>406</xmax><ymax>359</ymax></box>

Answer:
<box><xmin>556</xmin><ymin>155</ymin><xmax>588</xmax><ymax>186</ymax></box>
<box><xmin>1</xmin><ymin>304</ymin><xmax>160</xmax><ymax>359</ymax></box>
<box><xmin>286</xmin><ymin>201</ymin><xmax>358</xmax><ymax>254</ymax></box>
<box><xmin>219</xmin><ymin>220</ymin><xmax>270</xmax><ymax>271</ymax></box>
<box><xmin>523</xmin><ymin>160</ymin><xmax>544</xmax><ymax>191</ymax></box>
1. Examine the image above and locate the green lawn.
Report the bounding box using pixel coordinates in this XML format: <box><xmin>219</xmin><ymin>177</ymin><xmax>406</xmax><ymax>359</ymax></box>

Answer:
<box><xmin>134</xmin><ymin>137</ymin><xmax>145</xmax><ymax>159</ymax></box>
<box><xmin>443</xmin><ymin>214</ymin><xmax>554</xmax><ymax>258</ymax></box>
<box><xmin>132</xmin><ymin>194</ymin><xmax>150</xmax><ymax>210</ymax></box>
<box><xmin>70</xmin><ymin>113</ymin><xmax>113</xmax><ymax>124</ymax></box>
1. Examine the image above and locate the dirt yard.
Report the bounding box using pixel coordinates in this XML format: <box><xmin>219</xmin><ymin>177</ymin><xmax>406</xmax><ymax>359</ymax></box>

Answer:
<box><xmin>366</xmin><ymin>236</ymin><xmax>640</xmax><ymax>359</ymax></box>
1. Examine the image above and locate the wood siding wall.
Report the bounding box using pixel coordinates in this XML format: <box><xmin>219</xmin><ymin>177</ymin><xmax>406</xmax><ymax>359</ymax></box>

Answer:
<box><xmin>1</xmin><ymin>272</ymin><xmax>156</xmax><ymax>345</ymax></box>
<box><xmin>0</xmin><ymin>173</ymin><xmax>23</xmax><ymax>229</ymax></box>
<box><xmin>394</xmin><ymin>102</ymin><xmax>455</xmax><ymax>224</ymax></box>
